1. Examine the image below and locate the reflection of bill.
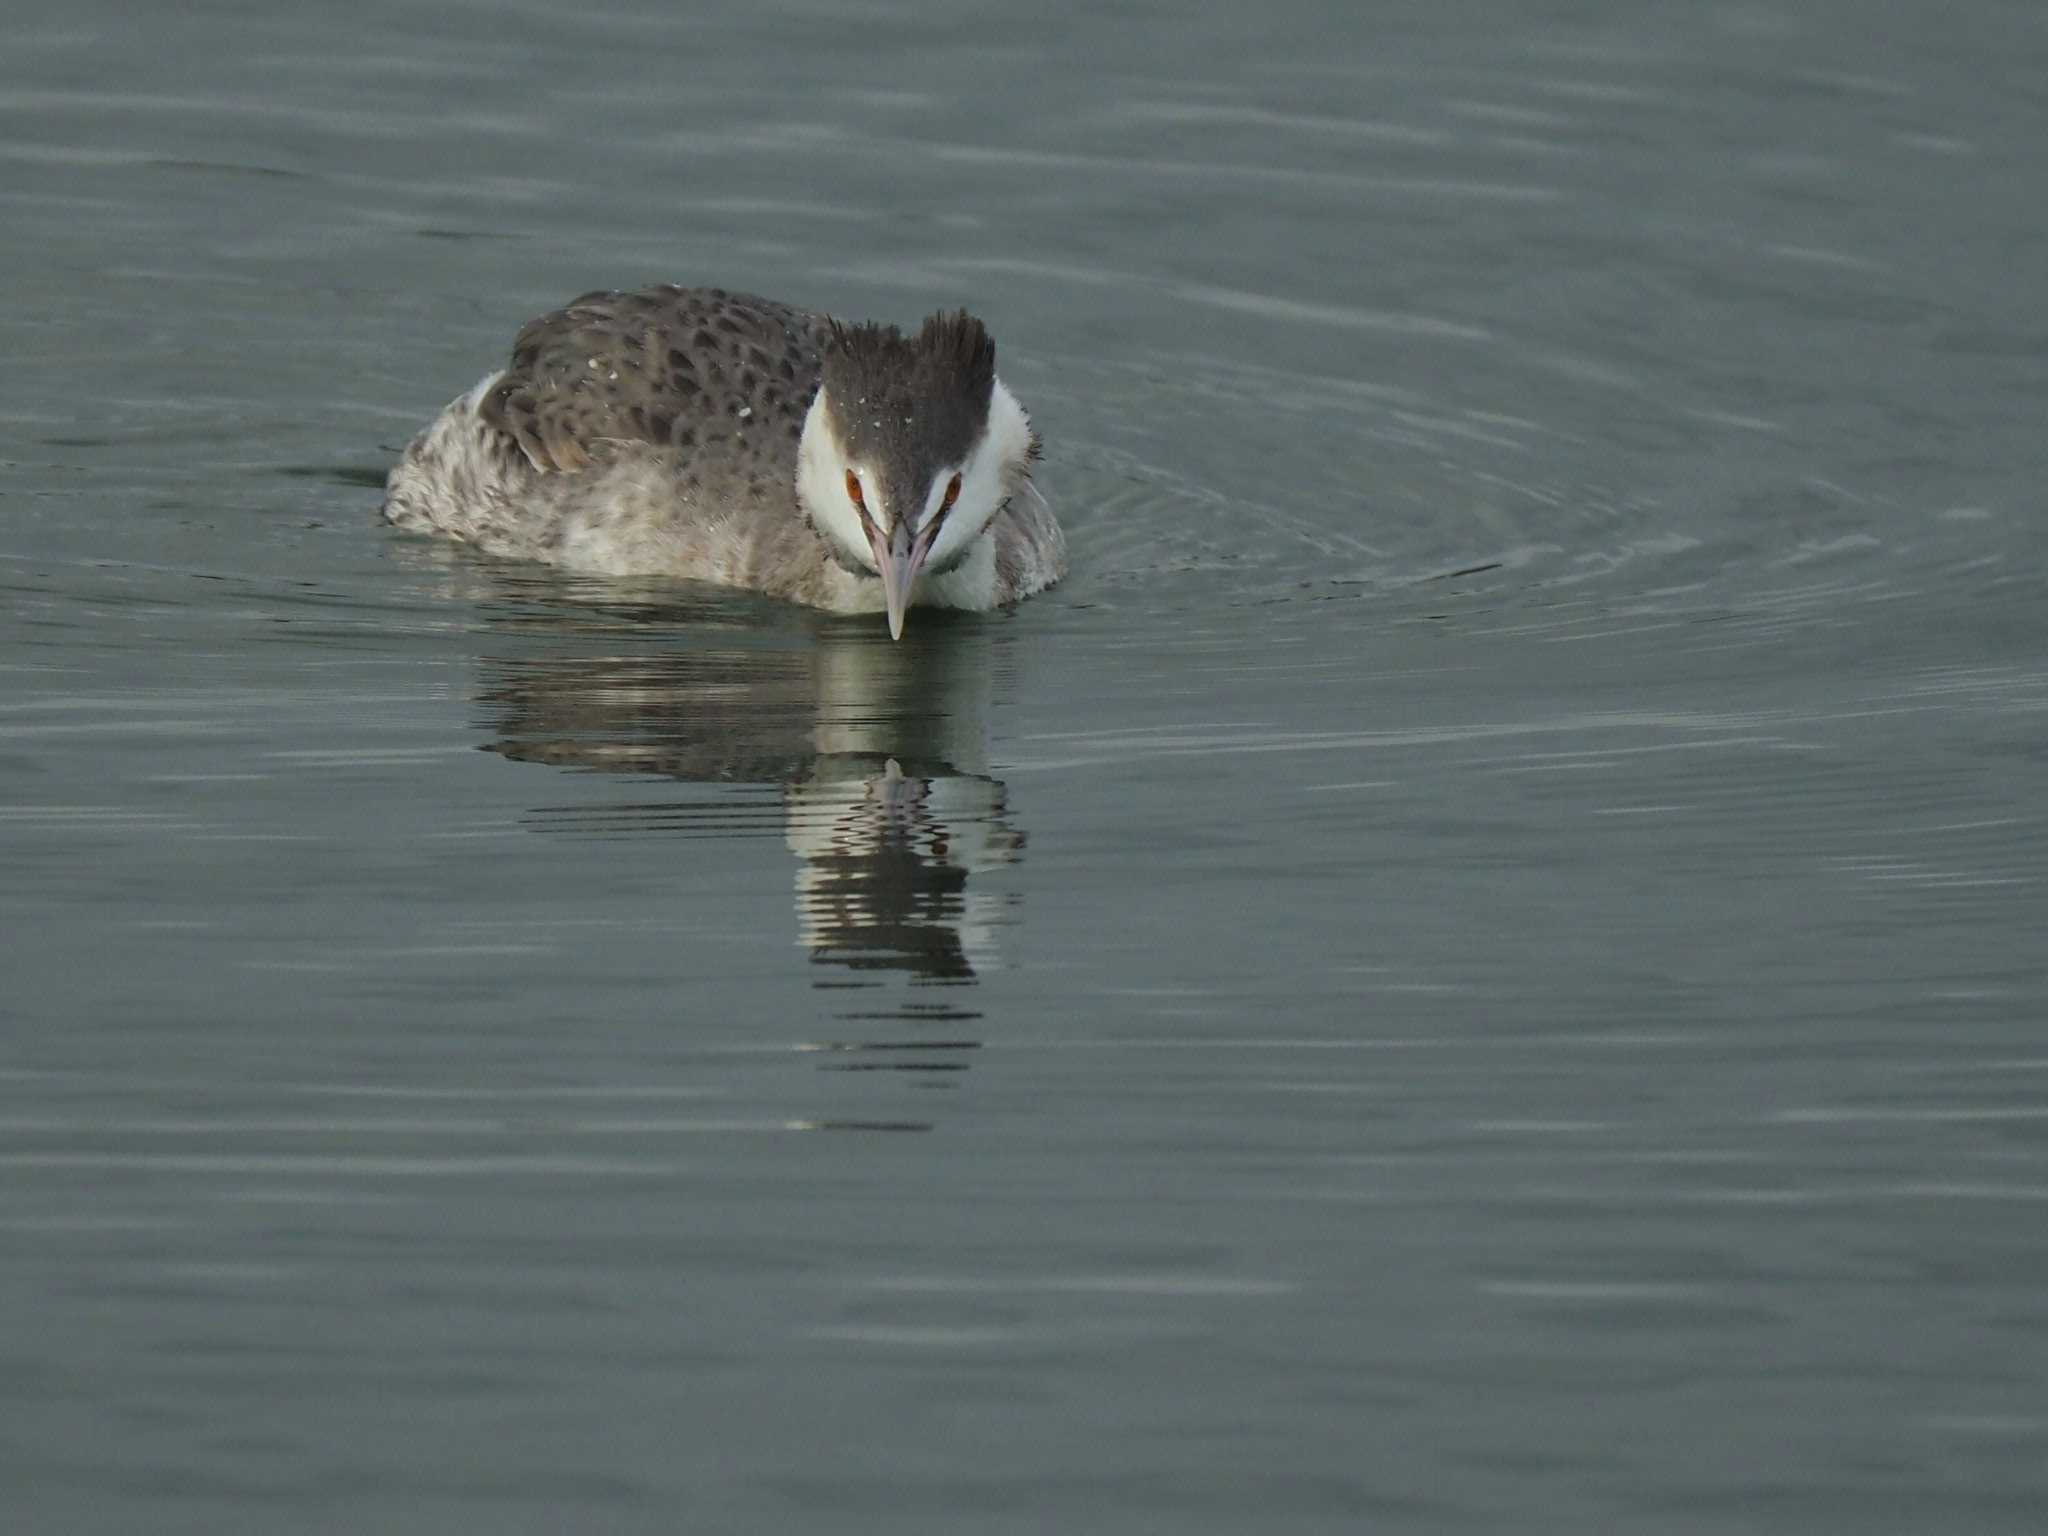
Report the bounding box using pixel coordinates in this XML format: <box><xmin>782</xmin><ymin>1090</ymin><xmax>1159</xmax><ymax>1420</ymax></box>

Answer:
<box><xmin>471</xmin><ymin>583</ymin><xmax>1027</xmax><ymax>986</ymax></box>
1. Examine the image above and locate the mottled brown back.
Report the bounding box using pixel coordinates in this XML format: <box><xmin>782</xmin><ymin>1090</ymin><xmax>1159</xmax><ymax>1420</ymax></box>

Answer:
<box><xmin>480</xmin><ymin>285</ymin><xmax>838</xmax><ymax>484</ymax></box>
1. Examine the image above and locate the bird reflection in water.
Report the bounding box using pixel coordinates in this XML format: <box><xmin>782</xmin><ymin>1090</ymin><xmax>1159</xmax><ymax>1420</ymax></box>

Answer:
<box><xmin>467</xmin><ymin>578</ymin><xmax>1026</xmax><ymax>1087</ymax></box>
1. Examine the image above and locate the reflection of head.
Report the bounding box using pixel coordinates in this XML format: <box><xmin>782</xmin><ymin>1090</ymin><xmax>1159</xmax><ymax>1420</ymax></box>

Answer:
<box><xmin>470</xmin><ymin>589</ymin><xmax>1025</xmax><ymax>987</ymax></box>
<box><xmin>789</xmin><ymin>761</ymin><xmax>1022</xmax><ymax>983</ymax></box>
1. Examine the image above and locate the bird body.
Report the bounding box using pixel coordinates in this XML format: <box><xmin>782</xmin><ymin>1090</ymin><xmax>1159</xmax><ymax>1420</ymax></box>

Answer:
<box><xmin>383</xmin><ymin>285</ymin><xmax>1063</xmax><ymax>636</ymax></box>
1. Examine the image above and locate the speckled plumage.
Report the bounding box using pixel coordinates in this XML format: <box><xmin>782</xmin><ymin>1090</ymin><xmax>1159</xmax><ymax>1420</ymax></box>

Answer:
<box><xmin>486</xmin><ymin>286</ymin><xmax>829</xmax><ymax>476</ymax></box>
<box><xmin>382</xmin><ymin>284</ymin><xmax>1063</xmax><ymax>619</ymax></box>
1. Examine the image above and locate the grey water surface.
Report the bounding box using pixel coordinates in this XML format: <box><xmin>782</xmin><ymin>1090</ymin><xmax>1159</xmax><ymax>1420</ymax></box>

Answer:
<box><xmin>5</xmin><ymin>1</ymin><xmax>2047</xmax><ymax>1530</ymax></box>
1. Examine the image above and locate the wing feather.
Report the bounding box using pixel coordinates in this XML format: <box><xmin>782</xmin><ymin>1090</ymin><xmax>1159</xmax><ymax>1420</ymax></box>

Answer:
<box><xmin>478</xmin><ymin>286</ymin><xmax>836</xmax><ymax>473</ymax></box>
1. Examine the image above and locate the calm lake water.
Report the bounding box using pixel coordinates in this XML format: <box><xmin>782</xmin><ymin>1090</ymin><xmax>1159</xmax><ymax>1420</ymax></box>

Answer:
<box><xmin>5</xmin><ymin>1</ymin><xmax>2046</xmax><ymax>1530</ymax></box>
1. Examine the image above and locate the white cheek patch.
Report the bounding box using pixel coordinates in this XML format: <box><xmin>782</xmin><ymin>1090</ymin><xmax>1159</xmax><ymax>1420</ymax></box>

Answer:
<box><xmin>854</xmin><ymin>469</ymin><xmax>892</xmax><ymax>533</ymax></box>
<box><xmin>919</xmin><ymin>470</ymin><xmax>964</xmax><ymax>532</ymax></box>
<box><xmin>796</xmin><ymin>394</ymin><xmax>879</xmax><ymax>572</ymax></box>
<box><xmin>922</xmin><ymin>375</ymin><xmax>1033</xmax><ymax>573</ymax></box>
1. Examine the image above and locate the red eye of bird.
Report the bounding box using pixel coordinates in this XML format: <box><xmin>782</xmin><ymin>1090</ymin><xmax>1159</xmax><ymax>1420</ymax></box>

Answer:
<box><xmin>844</xmin><ymin>470</ymin><xmax>866</xmax><ymax>512</ymax></box>
<box><xmin>940</xmin><ymin>473</ymin><xmax>962</xmax><ymax>513</ymax></box>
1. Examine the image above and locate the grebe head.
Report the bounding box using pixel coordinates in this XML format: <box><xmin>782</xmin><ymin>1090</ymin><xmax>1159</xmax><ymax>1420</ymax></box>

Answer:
<box><xmin>797</xmin><ymin>310</ymin><xmax>1038</xmax><ymax>639</ymax></box>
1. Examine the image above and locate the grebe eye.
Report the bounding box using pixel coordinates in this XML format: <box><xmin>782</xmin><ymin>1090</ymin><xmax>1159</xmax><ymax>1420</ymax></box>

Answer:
<box><xmin>844</xmin><ymin>470</ymin><xmax>866</xmax><ymax>510</ymax></box>
<box><xmin>940</xmin><ymin>473</ymin><xmax>962</xmax><ymax>513</ymax></box>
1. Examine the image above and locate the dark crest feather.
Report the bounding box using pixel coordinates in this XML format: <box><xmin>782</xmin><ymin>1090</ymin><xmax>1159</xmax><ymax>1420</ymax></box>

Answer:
<box><xmin>824</xmin><ymin>309</ymin><xmax>995</xmax><ymax>396</ymax></box>
<box><xmin>818</xmin><ymin>308</ymin><xmax>999</xmax><ymax>499</ymax></box>
<box><xmin>916</xmin><ymin>309</ymin><xmax>997</xmax><ymax>397</ymax></box>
